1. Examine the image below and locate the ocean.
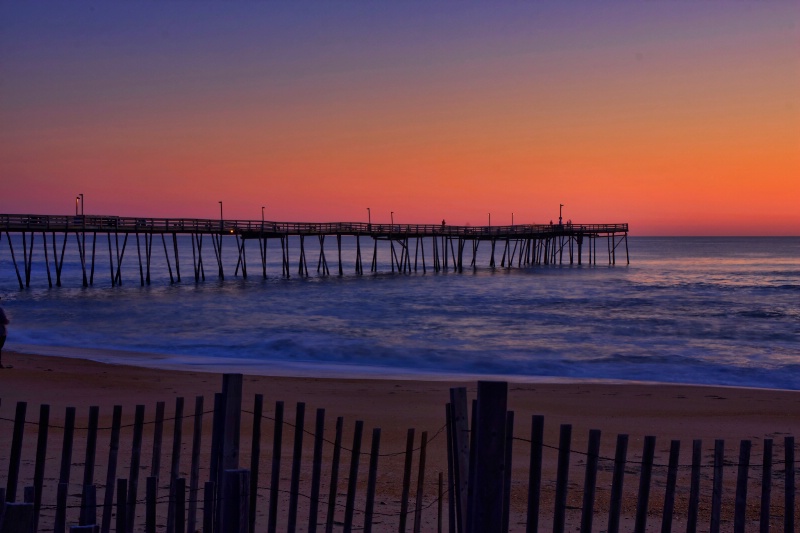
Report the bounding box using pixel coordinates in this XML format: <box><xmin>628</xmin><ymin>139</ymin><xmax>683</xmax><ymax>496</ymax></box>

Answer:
<box><xmin>1</xmin><ymin>235</ymin><xmax>798</xmax><ymax>390</ymax></box>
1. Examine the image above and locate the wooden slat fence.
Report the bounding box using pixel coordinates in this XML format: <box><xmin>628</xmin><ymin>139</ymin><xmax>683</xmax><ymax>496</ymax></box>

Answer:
<box><xmin>1</xmin><ymin>378</ymin><xmax>798</xmax><ymax>532</ymax></box>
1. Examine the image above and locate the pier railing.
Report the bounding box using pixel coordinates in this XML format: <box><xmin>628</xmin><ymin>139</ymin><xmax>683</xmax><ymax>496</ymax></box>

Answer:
<box><xmin>0</xmin><ymin>376</ymin><xmax>796</xmax><ymax>532</ymax></box>
<box><xmin>1</xmin><ymin>213</ymin><xmax>627</xmax><ymax>238</ymax></box>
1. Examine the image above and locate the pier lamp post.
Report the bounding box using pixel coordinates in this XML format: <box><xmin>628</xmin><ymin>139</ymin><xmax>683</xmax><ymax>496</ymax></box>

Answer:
<box><xmin>219</xmin><ymin>201</ymin><xmax>223</xmax><ymax>231</ymax></box>
<box><xmin>391</xmin><ymin>211</ymin><xmax>394</xmax><ymax>225</ymax></box>
<box><xmin>488</xmin><ymin>213</ymin><xmax>491</xmax><ymax>226</ymax></box>
<box><xmin>262</xmin><ymin>206</ymin><xmax>265</xmax><ymax>223</ymax></box>
<box><xmin>559</xmin><ymin>204</ymin><xmax>563</xmax><ymax>225</ymax></box>
<box><xmin>512</xmin><ymin>212</ymin><xmax>514</xmax><ymax>225</ymax></box>
<box><xmin>367</xmin><ymin>207</ymin><xmax>371</xmax><ymax>229</ymax></box>
<box><xmin>75</xmin><ymin>196</ymin><xmax>80</xmax><ymax>216</ymax></box>
<box><xmin>79</xmin><ymin>193</ymin><xmax>85</xmax><ymax>285</ymax></box>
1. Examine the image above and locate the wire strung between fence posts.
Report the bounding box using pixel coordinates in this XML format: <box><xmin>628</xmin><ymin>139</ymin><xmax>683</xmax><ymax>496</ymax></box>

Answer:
<box><xmin>511</xmin><ymin>434</ymin><xmax>799</xmax><ymax>468</ymax></box>
<box><xmin>7</xmin><ymin>420</ymin><xmax>796</xmax><ymax>532</ymax></box>
<box><xmin>34</xmin><ymin>475</ymin><xmax>451</xmax><ymax>523</ymax></box>
<box><xmin>1</xmin><ymin>409</ymin><xmax>797</xmax><ymax>467</ymax></box>
<box><xmin>0</xmin><ymin>410</ymin><xmax>216</xmax><ymax>431</ymax></box>
<box><xmin>242</xmin><ymin>407</ymin><xmax>448</xmax><ymax>457</ymax></box>
<box><xmin>0</xmin><ymin>406</ymin><xmax>447</xmax><ymax>457</ymax></box>
<box><xmin>1</xmin><ymin>409</ymin><xmax>798</xmax><ymax>468</ymax></box>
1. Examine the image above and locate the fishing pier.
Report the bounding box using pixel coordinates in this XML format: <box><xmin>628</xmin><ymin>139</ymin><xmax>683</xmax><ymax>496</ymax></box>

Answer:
<box><xmin>1</xmin><ymin>214</ymin><xmax>628</xmax><ymax>288</ymax></box>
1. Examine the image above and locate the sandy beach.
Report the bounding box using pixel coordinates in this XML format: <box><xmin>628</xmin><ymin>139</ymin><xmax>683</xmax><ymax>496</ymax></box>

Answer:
<box><xmin>1</xmin><ymin>349</ymin><xmax>799</xmax><ymax>531</ymax></box>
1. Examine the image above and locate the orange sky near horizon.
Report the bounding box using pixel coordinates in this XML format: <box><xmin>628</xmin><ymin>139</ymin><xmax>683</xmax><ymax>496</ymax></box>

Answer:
<box><xmin>1</xmin><ymin>2</ymin><xmax>798</xmax><ymax>236</ymax></box>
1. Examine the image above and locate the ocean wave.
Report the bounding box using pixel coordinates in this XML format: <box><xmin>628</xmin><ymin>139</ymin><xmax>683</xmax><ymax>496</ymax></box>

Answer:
<box><xmin>3</xmin><ymin>236</ymin><xmax>799</xmax><ymax>390</ymax></box>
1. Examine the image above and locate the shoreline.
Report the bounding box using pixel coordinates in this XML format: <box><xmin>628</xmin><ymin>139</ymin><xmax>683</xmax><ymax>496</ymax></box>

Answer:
<box><xmin>12</xmin><ymin>342</ymin><xmax>602</xmax><ymax>383</ymax></box>
<box><xmin>8</xmin><ymin>342</ymin><xmax>798</xmax><ymax>393</ymax></box>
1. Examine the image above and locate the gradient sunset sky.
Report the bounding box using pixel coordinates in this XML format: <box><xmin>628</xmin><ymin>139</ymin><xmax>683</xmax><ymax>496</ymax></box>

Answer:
<box><xmin>2</xmin><ymin>2</ymin><xmax>798</xmax><ymax>235</ymax></box>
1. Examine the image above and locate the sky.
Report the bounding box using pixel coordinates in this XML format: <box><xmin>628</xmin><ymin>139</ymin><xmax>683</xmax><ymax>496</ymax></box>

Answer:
<box><xmin>1</xmin><ymin>2</ymin><xmax>798</xmax><ymax>236</ymax></box>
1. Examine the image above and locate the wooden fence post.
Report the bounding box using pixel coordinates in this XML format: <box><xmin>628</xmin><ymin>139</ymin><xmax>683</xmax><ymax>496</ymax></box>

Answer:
<box><xmin>33</xmin><ymin>404</ymin><xmax>50</xmax><ymax>532</ymax></box>
<box><xmin>175</xmin><ymin>477</ymin><xmax>186</xmax><ymax>533</ymax></box>
<box><xmin>413</xmin><ymin>431</ymin><xmax>429</xmax><ymax>533</ymax></box>
<box><xmin>209</xmin><ymin>393</ymin><xmax>223</xmax><ymax>533</ymax></box>
<box><xmin>401</xmin><ymin>428</ymin><xmax>416</xmax><ymax>533</ymax></box>
<box><xmin>502</xmin><ymin>411</ymin><xmax>514</xmax><ymax>533</ymax></box>
<box><xmin>467</xmin><ymin>398</ymin><xmax>477</xmax><ymax>530</ymax></box>
<box><xmin>126</xmin><ymin>405</ymin><xmax>145</xmax><ymax>533</ymax></box>
<box><xmin>187</xmin><ymin>396</ymin><xmax>204</xmax><ymax>533</ymax></box>
<box><xmin>364</xmin><ymin>427</ymin><xmax>382</xmax><ymax>533</ymax></box>
<box><xmin>219</xmin><ymin>374</ymin><xmax>243</xmax><ymax>533</ymax></box>
<box><xmin>445</xmin><ymin>406</ymin><xmax>456</xmax><ymax>533</ymax></box>
<box><xmin>607</xmin><ymin>434</ymin><xmax>628</xmax><ymax>533</ymax></box>
<box><xmin>343</xmin><ymin>420</ymin><xmax>364</xmax><ymax>533</ymax></box>
<box><xmin>116</xmin><ymin>479</ymin><xmax>127</xmax><ymax>533</ymax></box>
<box><xmin>146</xmin><ymin>476</ymin><xmax>157</xmax><ymax>533</ymax></box>
<box><xmin>208</xmin><ymin>393</ymin><xmax>223</xmax><ymax>493</ymax></box>
<box><xmin>59</xmin><ymin>407</ymin><xmax>76</xmax><ymax>489</ymax></box>
<box><xmin>308</xmin><ymin>408</ymin><xmax>326</xmax><ymax>533</ymax></box>
<box><xmin>221</xmin><ymin>470</ymin><xmax>249</xmax><ymax>533</ymax></box>
<box><xmin>579</xmin><ymin>429</ymin><xmax>601</xmax><ymax>533</ymax></box>
<box><xmin>222</xmin><ymin>374</ymin><xmax>243</xmax><ymax>473</ymax></box>
<box><xmin>55</xmin><ymin>482</ymin><xmax>68</xmax><ymax>533</ymax></box>
<box><xmin>5</xmin><ymin>401</ymin><xmax>27</xmax><ymax>502</ymax></box>
<box><xmin>710</xmin><ymin>439</ymin><xmax>725</xmax><ymax>533</ymax></box>
<box><xmin>468</xmin><ymin>381</ymin><xmax>508</xmax><ymax>533</ymax></box>
<box><xmin>150</xmin><ymin>401</ymin><xmax>166</xmax><ymax>481</ymax></box>
<box><xmin>167</xmin><ymin>397</ymin><xmax>185</xmax><ymax>533</ymax></box>
<box><xmin>80</xmin><ymin>485</ymin><xmax>97</xmax><ymax>527</ymax></box>
<box><xmin>267</xmin><ymin>401</ymin><xmax>284</xmax><ymax>533</ymax></box>
<box><xmin>634</xmin><ymin>435</ymin><xmax>656</xmax><ymax>533</ymax></box>
<box><xmin>760</xmin><ymin>438</ymin><xmax>772</xmax><ymax>533</ymax></box>
<box><xmin>687</xmin><ymin>439</ymin><xmax>702</xmax><ymax>533</ymax></box>
<box><xmin>660</xmin><ymin>439</ymin><xmax>681</xmax><ymax>533</ymax></box>
<box><xmin>526</xmin><ymin>415</ymin><xmax>545</xmax><ymax>533</ymax></box>
<box><xmin>80</xmin><ymin>406</ymin><xmax>100</xmax><ymax>526</ymax></box>
<box><xmin>101</xmin><ymin>405</ymin><xmax>122</xmax><ymax>533</ymax></box>
<box><xmin>288</xmin><ymin>402</ymin><xmax>306</xmax><ymax>533</ymax></box>
<box><xmin>553</xmin><ymin>424</ymin><xmax>572</xmax><ymax>533</ymax></box>
<box><xmin>733</xmin><ymin>439</ymin><xmax>751</xmax><ymax>533</ymax></box>
<box><xmin>784</xmin><ymin>436</ymin><xmax>794</xmax><ymax>533</ymax></box>
<box><xmin>248</xmin><ymin>394</ymin><xmax>263</xmax><ymax>533</ymax></box>
<box><xmin>1</xmin><ymin>502</ymin><xmax>33</xmax><ymax>533</ymax></box>
<box><xmin>203</xmin><ymin>481</ymin><xmax>214</xmax><ymax>533</ymax></box>
<box><xmin>448</xmin><ymin>387</ymin><xmax>469</xmax><ymax>533</ymax></box>
<box><xmin>325</xmin><ymin>417</ymin><xmax>344</xmax><ymax>533</ymax></box>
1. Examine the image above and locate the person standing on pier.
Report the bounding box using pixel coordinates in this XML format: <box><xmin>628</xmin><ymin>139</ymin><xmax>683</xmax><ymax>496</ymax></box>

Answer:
<box><xmin>0</xmin><ymin>297</ymin><xmax>8</xmax><ymax>368</ymax></box>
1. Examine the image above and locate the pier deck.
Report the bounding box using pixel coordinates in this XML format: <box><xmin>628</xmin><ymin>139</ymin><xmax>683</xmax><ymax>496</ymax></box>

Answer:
<box><xmin>1</xmin><ymin>214</ymin><xmax>629</xmax><ymax>288</ymax></box>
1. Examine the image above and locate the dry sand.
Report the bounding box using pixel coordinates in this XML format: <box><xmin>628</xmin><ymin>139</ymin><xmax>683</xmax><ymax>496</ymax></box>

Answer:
<box><xmin>1</xmin><ymin>350</ymin><xmax>798</xmax><ymax>531</ymax></box>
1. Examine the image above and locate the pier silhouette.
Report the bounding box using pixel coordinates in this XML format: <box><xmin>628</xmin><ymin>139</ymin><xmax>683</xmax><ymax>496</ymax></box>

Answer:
<box><xmin>1</xmin><ymin>214</ymin><xmax>628</xmax><ymax>288</ymax></box>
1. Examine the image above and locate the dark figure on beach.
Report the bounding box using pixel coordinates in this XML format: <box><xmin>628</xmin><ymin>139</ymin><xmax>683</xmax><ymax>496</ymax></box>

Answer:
<box><xmin>0</xmin><ymin>298</ymin><xmax>8</xmax><ymax>368</ymax></box>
